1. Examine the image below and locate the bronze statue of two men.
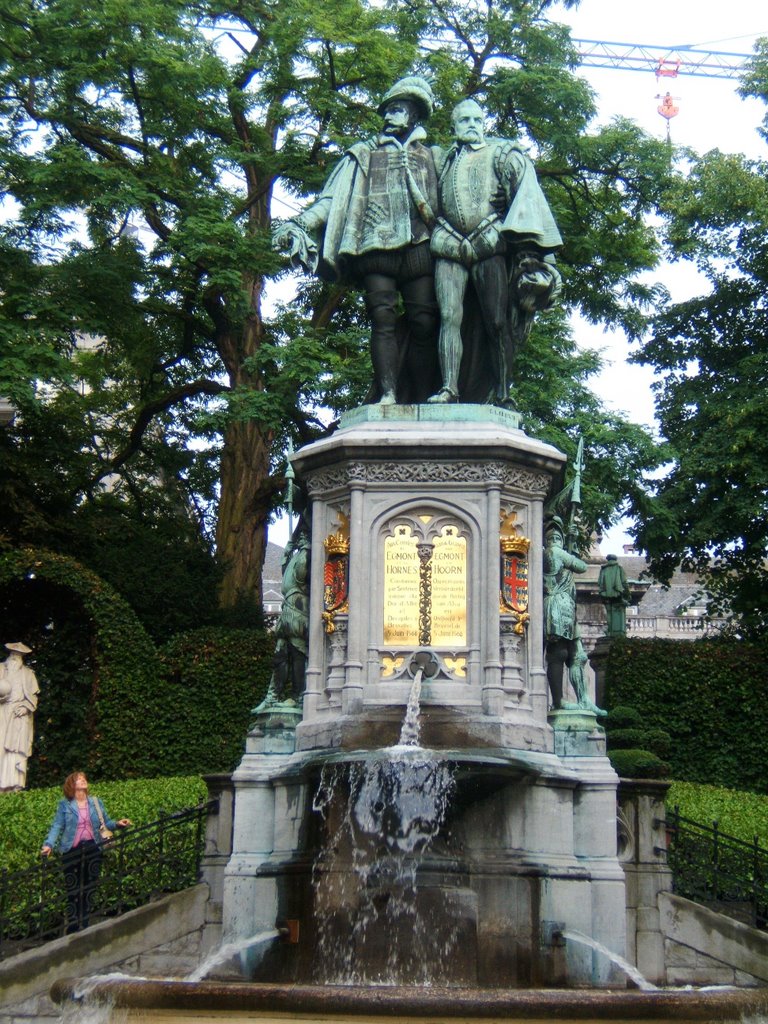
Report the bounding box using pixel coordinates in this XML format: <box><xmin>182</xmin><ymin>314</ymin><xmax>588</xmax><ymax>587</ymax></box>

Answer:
<box><xmin>275</xmin><ymin>77</ymin><xmax>562</xmax><ymax>407</ymax></box>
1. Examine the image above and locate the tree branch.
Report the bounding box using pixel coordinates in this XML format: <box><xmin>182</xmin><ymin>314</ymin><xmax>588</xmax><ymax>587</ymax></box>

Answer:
<box><xmin>92</xmin><ymin>379</ymin><xmax>230</xmax><ymax>485</ymax></box>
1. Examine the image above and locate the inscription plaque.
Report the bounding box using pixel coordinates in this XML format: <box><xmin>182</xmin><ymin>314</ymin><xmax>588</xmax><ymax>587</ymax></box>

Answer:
<box><xmin>383</xmin><ymin>521</ymin><xmax>467</xmax><ymax>648</ymax></box>
<box><xmin>383</xmin><ymin>527</ymin><xmax>420</xmax><ymax>645</ymax></box>
<box><xmin>431</xmin><ymin>527</ymin><xmax>467</xmax><ymax>646</ymax></box>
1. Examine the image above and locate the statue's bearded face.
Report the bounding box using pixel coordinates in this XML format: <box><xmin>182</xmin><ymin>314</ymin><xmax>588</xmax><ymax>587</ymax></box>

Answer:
<box><xmin>382</xmin><ymin>99</ymin><xmax>418</xmax><ymax>136</ymax></box>
<box><xmin>452</xmin><ymin>101</ymin><xmax>485</xmax><ymax>145</ymax></box>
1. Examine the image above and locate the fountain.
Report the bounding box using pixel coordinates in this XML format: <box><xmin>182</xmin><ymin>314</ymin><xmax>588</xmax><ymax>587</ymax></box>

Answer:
<box><xmin>210</xmin><ymin>411</ymin><xmax>632</xmax><ymax>989</ymax></box>
<box><xmin>49</xmin><ymin>410</ymin><xmax>768</xmax><ymax>1020</ymax></box>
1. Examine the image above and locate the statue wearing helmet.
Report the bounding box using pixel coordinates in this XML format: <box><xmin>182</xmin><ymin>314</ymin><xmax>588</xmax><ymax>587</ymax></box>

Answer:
<box><xmin>274</xmin><ymin>76</ymin><xmax>443</xmax><ymax>404</ymax></box>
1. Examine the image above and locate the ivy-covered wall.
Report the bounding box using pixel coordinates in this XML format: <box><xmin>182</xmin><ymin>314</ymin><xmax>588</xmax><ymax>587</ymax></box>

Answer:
<box><xmin>605</xmin><ymin>637</ymin><xmax>768</xmax><ymax>793</ymax></box>
<box><xmin>0</xmin><ymin>548</ymin><xmax>162</xmax><ymax>783</ymax></box>
<box><xmin>0</xmin><ymin>549</ymin><xmax>273</xmax><ymax>784</ymax></box>
<box><xmin>156</xmin><ymin>627</ymin><xmax>273</xmax><ymax>775</ymax></box>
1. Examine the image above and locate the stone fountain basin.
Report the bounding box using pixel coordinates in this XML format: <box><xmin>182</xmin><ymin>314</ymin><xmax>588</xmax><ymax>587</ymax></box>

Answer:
<box><xmin>282</xmin><ymin>744</ymin><xmax>583</xmax><ymax>783</ymax></box>
<box><xmin>50</xmin><ymin>979</ymin><xmax>768</xmax><ymax>1020</ymax></box>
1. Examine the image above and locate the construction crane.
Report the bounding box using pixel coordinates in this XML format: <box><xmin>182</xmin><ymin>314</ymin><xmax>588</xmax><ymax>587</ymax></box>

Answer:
<box><xmin>572</xmin><ymin>39</ymin><xmax>757</xmax><ymax>139</ymax></box>
<box><xmin>572</xmin><ymin>39</ymin><xmax>750</xmax><ymax>80</ymax></box>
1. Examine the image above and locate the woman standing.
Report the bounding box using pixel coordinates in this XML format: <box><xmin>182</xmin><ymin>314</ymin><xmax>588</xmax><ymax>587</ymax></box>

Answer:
<box><xmin>41</xmin><ymin>772</ymin><xmax>131</xmax><ymax>933</ymax></box>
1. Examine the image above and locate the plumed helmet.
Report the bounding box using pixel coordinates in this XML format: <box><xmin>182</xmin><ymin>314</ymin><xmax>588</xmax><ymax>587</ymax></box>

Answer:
<box><xmin>544</xmin><ymin>516</ymin><xmax>565</xmax><ymax>538</ymax></box>
<box><xmin>377</xmin><ymin>76</ymin><xmax>434</xmax><ymax>121</ymax></box>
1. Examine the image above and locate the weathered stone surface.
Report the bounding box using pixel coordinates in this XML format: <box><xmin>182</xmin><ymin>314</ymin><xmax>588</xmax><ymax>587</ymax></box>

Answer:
<box><xmin>660</xmin><ymin>892</ymin><xmax>768</xmax><ymax>985</ymax></box>
<box><xmin>0</xmin><ymin>885</ymin><xmax>207</xmax><ymax>1022</ymax></box>
<box><xmin>49</xmin><ymin>978</ymin><xmax>768</xmax><ymax>1019</ymax></box>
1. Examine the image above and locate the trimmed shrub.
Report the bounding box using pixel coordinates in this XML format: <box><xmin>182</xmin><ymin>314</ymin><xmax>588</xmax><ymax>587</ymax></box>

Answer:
<box><xmin>609</xmin><ymin>748</ymin><xmax>670</xmax><ymax>780</ymax></box>
<box><xmin>607</xmin><ymin>728</ymin><xmax>651</xmax><ymax>751</ymax></box>
<box><xmin>604</xmin><ymin>705</ymin><xmax>644</xmax><ymax>730</ymax></box>
<box><xmin>608</xmin><ymin>727</ymin><xmax>672</xmax><ymax>757</ymax></box>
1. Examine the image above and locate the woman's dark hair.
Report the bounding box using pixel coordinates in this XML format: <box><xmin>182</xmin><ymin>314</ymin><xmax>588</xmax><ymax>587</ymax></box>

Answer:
<box><xmin>62</xmin><ymin>772</ymin><xmax>86</xmax><ymax>799</ymax></box>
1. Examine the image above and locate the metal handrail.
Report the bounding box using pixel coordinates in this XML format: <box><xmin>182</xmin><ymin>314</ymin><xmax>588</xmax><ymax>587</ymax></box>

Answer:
<box><xmin>0</xmin><ymin>801</ymin><xmax>216</xmax><ymax>960</ymax></box>
<box><xmin>664</xmin><ymin>805</ymin><xmax>768</xmax><ymax>929</ymax></box>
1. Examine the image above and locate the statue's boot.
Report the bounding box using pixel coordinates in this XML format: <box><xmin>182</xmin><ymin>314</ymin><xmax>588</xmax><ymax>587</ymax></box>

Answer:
<box><xmin>496</xmin><ymin>390</ymin><xmax>519</xmax><ymax>411</ymax></box>
<box><xmin>427</xmin><ymin>387</ymin><xmax>458</xmax><ymax>403</ymax></box>
<box><xmin>252</xmin><ymin>689</ymin><xmax>278</xmax><ymax>715</ymax></box>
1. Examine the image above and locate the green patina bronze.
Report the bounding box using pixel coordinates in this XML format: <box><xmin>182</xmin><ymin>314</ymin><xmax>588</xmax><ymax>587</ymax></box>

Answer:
<box><xmin>274</xmin><ymin>85</ymin><xmax>562</xmax><ymax>409</ymax></box>
<box><xmin>543</xmin><ymin>439</ymin><xmax>605</xmax><ymax>716</ymax></box>
<box><xmin>429</xmin><ymin>98</ymin><xmax>562</xmax><ymax>407</ymax></box>
<box><xmin>598</xmin><ymin>555</ymin><xmax>632</xmax><ymax>637</ymax></box>
<box><xmin>273</xmin><ymin>75</ymin><xmax>442</xmax><ymax>406</ymax></box>
<box><xmin>255</xmin><ymin>520</ymin><xmax>311</xmax><ymax>711</ymax></box>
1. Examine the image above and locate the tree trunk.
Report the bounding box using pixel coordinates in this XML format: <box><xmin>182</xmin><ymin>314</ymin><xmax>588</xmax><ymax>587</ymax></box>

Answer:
<box><xmin>216</xmin><ymin>415</ymin><xmax>271</xmax><ymax>614</ymax></box>
<box><xmin>214</xmin><ymin>287</ymin><xmax>272</xmax><ymax>615</ymax></box>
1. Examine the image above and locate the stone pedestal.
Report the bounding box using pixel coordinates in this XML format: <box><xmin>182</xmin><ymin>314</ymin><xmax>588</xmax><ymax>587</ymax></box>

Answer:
<box><xmin>221</xmin><ymin>407</ymin><xmax>628</xmax><ymax>987</ymax></box>
<box><xmin>293</xmin><ymin>405</ymin><xmax>560</xmax><ymax>753</ymax></box>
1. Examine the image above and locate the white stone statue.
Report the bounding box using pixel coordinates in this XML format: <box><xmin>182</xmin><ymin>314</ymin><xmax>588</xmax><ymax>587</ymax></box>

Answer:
<box><xmin>0</xmin><ymin>642</ymin><xmax>40</xmax><ymax>791</ymax></box>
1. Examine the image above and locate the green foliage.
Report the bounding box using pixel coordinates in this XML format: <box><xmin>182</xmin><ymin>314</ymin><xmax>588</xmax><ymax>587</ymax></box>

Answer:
<box><xmin>0</xmin><ymin>775</ymin><xmax>206</xmax><ymax>873</ymax></box>
<box><xmin>0</xmin><ymin>0</ymin><xmax>675</xmax><ymax>615</ymax></box>
<box><xmin>0</xmin><ymin>547</ymin><xmax>163</xmax><ymax>783</ymax></box>
<box><xmin>604</xmin><ymin>705</ymin><xmax>644</xmax><ymax>730</ymax></box>
<box><xmin>605</xmin><ymin>637</ymin><xmax>768</xmax><ymax>792</ymax></box>
<box><xmin>67</xmin><ymin>502</ymin><xmax>226</xmax><ymax>643</ymax></box>
<box><xmin>634</xmin><ymin>143</ymin><xmax>768</xmax><ymax>636</ymax></box>
<box><xmin>606</xmin><ymin>728</ymin><xmax>671</xmax><ymax>757</ymax></box>
<box><xmin>667</xmin><ymin>781</ymin><xmax>768</xmax><ymax>850</ymax></box>
<box><xmin>156</xmin><ymin>627</ymin><xmax>274</xmax><ymax>775</ymax></box>
<box><xmin>642</xmin><ymin>728</ymin><xmax>673</xmax><ymax>758</ymax></box>
<box><xmin>603</xmin><ymin>700</ymin><xmax>672</xmax><ymax>779</ymax></box>
<box><xmin>609</xmin><ymin>749</ymin><xmax>670</xmax><ymax>780</ymax></box>
<box><xmin>517</xmin><ymin>312</ymin><xmax>665</xmax><ymax>536</ymax></box>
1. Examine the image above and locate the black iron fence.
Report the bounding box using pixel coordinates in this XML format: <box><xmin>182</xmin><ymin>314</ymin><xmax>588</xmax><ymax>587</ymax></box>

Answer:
<box><xmin>664</xmin><ymin>805</ymin><xmax>768</xmax><ymax>929</ymax></box>
<box><xmin>0</xmin><ymin>801</ymin><xmax>215</xmax><ymax>960</ymax></box>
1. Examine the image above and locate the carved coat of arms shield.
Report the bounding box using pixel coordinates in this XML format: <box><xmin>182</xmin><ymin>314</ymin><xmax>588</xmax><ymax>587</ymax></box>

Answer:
<box><xmin>500</xmin><ymin>550</ymin><xmax>529</xmax><ymax>615</ymax></box>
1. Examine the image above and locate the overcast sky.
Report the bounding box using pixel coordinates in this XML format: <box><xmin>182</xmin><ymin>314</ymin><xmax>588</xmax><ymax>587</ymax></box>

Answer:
<box><xmin>557</xmin><ymin>0</ymin><xmax>767</xmax><ymax>427</ymax></box>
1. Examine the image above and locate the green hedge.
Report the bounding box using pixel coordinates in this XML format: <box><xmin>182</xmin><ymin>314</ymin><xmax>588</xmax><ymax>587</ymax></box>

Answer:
<box><xmin>605</xmin><ymin>637</ymin><xmax>768</xmax><ymax>793</ymax></box>
<box><xmin>155</xmin><ymin>627</ymin><xmax>273</xmax><ymax>775</ymax></box>
<box><xmin>0</xmin><ymin>548</ymin><xmax>162</xmax><ymax>782</ymax></box>
<box><xmin>610</xmin><ymin>748</ymin><xmax>670</xmax><ymax>779</ymax></box>
<box><xmin>667</xmin><ymin>781</ymin><xmax>768</xmax><ymax>849</ymax></box>
<box><xmin>0</xmin><ymin>775</ymin><xmax>207</xmax><ymax>872</ymax></box>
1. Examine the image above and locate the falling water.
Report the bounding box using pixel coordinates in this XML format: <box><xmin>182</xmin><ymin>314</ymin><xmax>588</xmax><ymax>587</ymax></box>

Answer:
<box><xmin>398</xmin><ymin>669</ymin><xmax>423</xmax><ymax>746</ymax></box>
<box><xmin>58</xmin><ymin>972</ymin><xmax>147</xmax><ymax>1024</ymax></box>
<box><xmin>560</xmin><ymin>929</ymin><xmax>658</xmax><ymax>991</ymax></box>
<box><xmin>311</xmin><ymin>669</ymin><xmax>457</xmax><ymax>984</ymax></box>
<box><xmin>58</xmin><ymin>997</ymin><xmax>113</xmax><ymax>1024</ymax></box>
